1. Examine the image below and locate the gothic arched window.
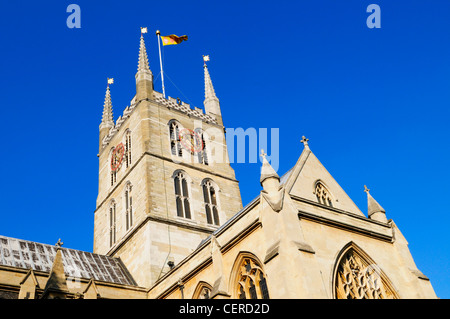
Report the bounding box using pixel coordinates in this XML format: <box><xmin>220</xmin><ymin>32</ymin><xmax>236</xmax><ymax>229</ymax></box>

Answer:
<box><xmin>124</xmin><ymin>183</ymin><xmax>133</xmax><ymax>231</ymax></box>
<box><xmin>109</xmin><ymin>200</ymin><xmax>116</xmax><ymax>247</ymax></box>
<box><xmin>233</xmin><ymin>256</ymin><xmax>270</xmax><ymax>299</ymax></box>
<box><xmin>202</xmin><ymin>180</ymin><xmax>219</xmax><ymax>225</ymax></box>
<box><xmin>110</xmin><ymin>147</ymin><xmax>117</xmax><ymax>186</ymax></box>
<box><xmin>169</xmin><ymin>121</ymin><xmax>183</xmax><ymax>157</ymax></box>
<box><xmin>315</xmin><ymin>182</ymin><xmax>333</xmax><ymax>207</ymax></box>
<box><xmin>173</xmin><ymin>171</ymin><xmax>191</xmax><ymax>219</ymax></box>
<box><xmin>195</xmin><ymin>129</ymin><xmax>209</xmax><ymax>166</ymax></box>
<box><xmin>125</xmin><ymin>130</ymin><xmax>132</xmax><ymax>168</ymax></box>
<box><xmin>192</xmin><ymin>282</ymin><xmax>213</xmax><ymax>299</ymax></box>
<box><xmin>334</xmin><ymin>244</ymin><xmax>398</xmax><ymax>299</ymax></box>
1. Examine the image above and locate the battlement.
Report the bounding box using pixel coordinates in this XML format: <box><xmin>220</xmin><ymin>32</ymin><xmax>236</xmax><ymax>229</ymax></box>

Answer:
<box><xmin>101</xmin><ymin>91</ymin><xmax>218</xmax><ymax>150</ymax></box>
<box><xmin>153</xmin><ymin>91</ymin><xmax>217</xmax><ymax>124</ymax></box>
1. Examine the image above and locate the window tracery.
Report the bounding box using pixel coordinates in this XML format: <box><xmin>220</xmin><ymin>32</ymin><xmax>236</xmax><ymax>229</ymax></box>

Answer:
<box><xmin>315</xmin><ymin>182</ymin><xmax>333</xmax><ymax>207</ymax></box>
<box><xmin>335</xmin><ymin>248</ymin><xmax>397</xmax><ymax>299</ymax></box>
<box><xmin>236</xmin><ymin>258</ymin><xmax>269</xmax><ymax>299</ymax></box>
<box><xmin>174</xmin><ymin>171</ymin><xmax>191</xmax><ymax>219</ymax></box>
<box><xmin>202</xmin><ymin>180</ymin><xmax>219</xmax><ymax>225</ymax></box>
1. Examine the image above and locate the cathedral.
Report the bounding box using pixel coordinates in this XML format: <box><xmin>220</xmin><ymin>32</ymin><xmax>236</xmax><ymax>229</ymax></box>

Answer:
<box><xmin>0</xmin><ymin>32</ymin><xmax>437</xmax><ymax>299</ymax></box>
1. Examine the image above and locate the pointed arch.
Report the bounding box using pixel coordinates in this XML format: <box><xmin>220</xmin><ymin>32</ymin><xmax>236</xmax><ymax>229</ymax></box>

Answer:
<box><xmin>201</xmin><ymin>178</ymin><xmax>220</xmax><ymax>226</ymax></box>
<box><xmin>192</xmin><ymin>281</ymin><xmax>213</xmax><ymax>299</ymax></box>
<box><xmin>109</xmin><ymin>147</ymin><xmax>117</xmax><ymax>186</ymax></box>
<box><xmin>332</xmin><ymin>242</ymin><xmax>399</xmax><ymax>299</ymax></box>
<box><xmin>172</xmin><ymin>170</ymin><xmax>192</xmax><ymax>219</ymax></box>
<box><xmin>313</xmin><ymin>180</ymin><xmax>333</xmax><ymax>207</ymax></box>
<box><xmin>109</xmin><ymin>199</ymin><xmax>117</xmax><ymax>247</ymax></box>
<box><xmin>229</xmin><ymin>252</ymin><xmax>270</xmax><ymax>299</ymax></box>
<box><xmin>168</xmin><ymin>120</ymin><xmax>183</xmax><ymax>157</ymax></box>
<box><xmin>123</xmin><ymin>129</ymin><xmax>132</xmax><ymax>168</ymax></box>
<box><xmin>194</xmin><ymin>128</ymin><xmax>209</xmax><ymax>165</ymax></box>
<box><xmin>124</xmin><ymin>181</ymin><xmax>133</xmax><ymax>231</ymax></box>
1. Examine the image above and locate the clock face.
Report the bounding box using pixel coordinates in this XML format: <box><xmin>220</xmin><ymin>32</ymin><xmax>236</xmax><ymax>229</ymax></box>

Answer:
<box><xmin>111</xmin><ymin>143</ymin><xmax>125</xmax><ymax>171</ymax></box>
<box><xmin>179</xmin><ymin>128</ymin><xmax>203</xmax><ymax>154</ymax></box>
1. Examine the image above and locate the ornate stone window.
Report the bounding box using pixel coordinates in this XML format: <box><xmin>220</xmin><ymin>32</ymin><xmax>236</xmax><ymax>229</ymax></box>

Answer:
<box><xmin>335</xmin><ymin>245</ymin><xmax>398</xmax><ymax>299</ymax></box>
<box><xmin>202</xmin><ymin>180</ymin><xmax>219</xmax><ymax>225</ymax></box>
<box><xmin>234</xmin><ymin>257</ymin><xmax>269</xmax><ymax>299</ymax></box>
<box><xmin>109</xmin><ymin>200</ymin><xmax>117</xmax><ymax>247</ymax></box>
<box><xmin>315</xmin><ymin>182</ymin><xmax>333</xmax><ymax>207</ymax></box>
<box><xmin>124</xmin><ymin>182</ymin><xmax>133</xmax><ymax>231</ymax></box>
<box><xmin>169</xmin><ymin>121</ymin><xmax>183</xmax><ymax>157</ymax></box>
<box><xmin>173</xmin><ymin>171</ymin><xmax>191</xmax><ymax>219</ymax></box>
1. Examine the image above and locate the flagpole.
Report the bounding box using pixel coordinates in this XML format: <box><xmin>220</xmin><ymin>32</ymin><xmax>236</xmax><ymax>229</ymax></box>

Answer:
<box><xmin>156</xmin><ymin>30</ymin><xmax>166</xmax><ymax>99</ymax></box>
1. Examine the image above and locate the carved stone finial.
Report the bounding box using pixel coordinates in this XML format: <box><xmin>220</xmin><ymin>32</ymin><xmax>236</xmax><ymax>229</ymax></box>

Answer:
<box><xmin>260</xmin><ymin>149</ymin><xmax>267</xmax><ymax>160</ymax></box>
<box><xmin>364</xmin><ymin>185</ymin><xmax>370</xmax><ymax>194</ymax></box>
<box><xmin>300</xmin><ymin>136</ymin><xmax>310</xmax><ymax>149</ymax></box>
<box><xmin>55</xmin><ymin>239</ymin><xmax>63</xmax><ymax>248</ymax></box>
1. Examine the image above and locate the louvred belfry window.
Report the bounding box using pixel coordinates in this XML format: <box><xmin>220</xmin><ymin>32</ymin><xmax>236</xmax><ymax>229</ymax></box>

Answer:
<box><xmin>170</xmin><ymin>122</ymin><xmax>183</xmax><ymax>157</ymax></box>
<box><xmin>174</xmin><ymin>171</ymin><xmax>191</xmax><ymax>219</ymax></box>
<box><xmin>125</xmin><ymin>131</ymin><xmax>132</xmax><ymax>168</ymax></box>
<box><xmin>195</xmin><ymin>129</ymin><xmax>209</xmax><ymax>165</ymax></box>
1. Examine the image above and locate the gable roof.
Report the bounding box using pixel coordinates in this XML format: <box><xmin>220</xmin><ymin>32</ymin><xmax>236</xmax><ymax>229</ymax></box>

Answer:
<box><xmin>0</xmin><ymin>235</ymin><xmax>136</xmax><ymax>286</ymax></box>
<box><xmin>283</xmin><ymin>147</ymin><xmax>364</xmax><ymax>216</ymax></box>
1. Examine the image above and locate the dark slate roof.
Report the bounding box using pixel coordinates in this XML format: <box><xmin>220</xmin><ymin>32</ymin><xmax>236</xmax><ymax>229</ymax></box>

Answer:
<box><xmin>0</xmin><ymin>235</ymin><xmax>136</xmax><ymax>286</ymax></box>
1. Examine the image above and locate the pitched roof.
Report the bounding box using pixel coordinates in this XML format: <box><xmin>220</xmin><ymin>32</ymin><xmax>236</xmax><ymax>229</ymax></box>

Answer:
<box><xmin>196</xmin><ymin>166</ymin><xmax>294</xmax><ymax>249</ymax></box>
<box><xmin>0</xmin><ymin>235</ymin><xmax>136</xmax><ymax>286</ymax></box>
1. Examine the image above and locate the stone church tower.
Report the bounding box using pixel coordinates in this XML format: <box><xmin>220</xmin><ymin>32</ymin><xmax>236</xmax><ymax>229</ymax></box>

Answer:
<box><xmin>93</xmin><ymin>34</ymin><xmax>243</xmax><ymax>287</ymax></box>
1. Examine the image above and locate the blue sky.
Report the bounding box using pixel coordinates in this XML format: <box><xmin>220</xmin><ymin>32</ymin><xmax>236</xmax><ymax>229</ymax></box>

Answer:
<box><xmin>0</xmin><ymin>0</ymin><xmax>449</xmax><ymax>298</ymax></box>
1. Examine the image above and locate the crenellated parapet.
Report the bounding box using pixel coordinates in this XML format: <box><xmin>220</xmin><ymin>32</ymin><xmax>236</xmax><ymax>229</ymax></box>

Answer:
<box><xmin>100</xmin><ymin>91</ymin><xmax>218</xmax><ymax>150</ymax></box>
<box><xmin>153</xmin><ymin>92</ymin><xmax>218</xmax><ymax>125</ymax></box>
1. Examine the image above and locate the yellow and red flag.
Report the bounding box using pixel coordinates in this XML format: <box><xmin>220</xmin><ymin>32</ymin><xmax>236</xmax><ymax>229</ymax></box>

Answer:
<box><xmin>161</xmin><ymin>34</ymin><xmax>188</xmax><ymax>46</ymax></box>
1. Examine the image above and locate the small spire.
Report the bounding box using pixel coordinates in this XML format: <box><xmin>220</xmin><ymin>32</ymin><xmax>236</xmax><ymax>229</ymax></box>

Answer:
<box><xmin>135</xmin><ymin>29</ymin><xmax>153</xmax><ymax>101</ymax></box>
<box><xmin>203</xmin><ymin>56</ymin><xmax>217</xmax><ymax>101</ymax></box>
<box><xmin>100</xmin><ymin>82</ymin><xmax>114</xmax><ymax>127</ymax></box>
<box><xmin>41</xmin><ymin>243</ymin><xmax>69</xmax><ymax>298</ymax></box>
<box><xmin>137</xmin><ymin>31</ymin><xmax>152</xmax><ymax>74</ymax></box>
<box><xmin>300</xmin><ymin>136</ymin><xmax>310</xmax><ymax>150</ymax></box>
<box><xmin>260</xmin><ymin>149</ymin><xmax>279</xmax><ymax>184</ymax></box>
<box><xmin>203</xmin><ymin>55</ymin><xmax>222</xmax><ymax>123</ymax></box>
<box><xmin>364</xmin><ymin>185</ymin><xmax>387</xmax><ymax>223</ymax></box>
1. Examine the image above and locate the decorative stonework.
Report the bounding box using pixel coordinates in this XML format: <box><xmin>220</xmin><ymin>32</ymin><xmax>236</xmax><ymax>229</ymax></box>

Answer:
<box><xmin>314</xmin><ymin>182</ymin><xmax>333</xmax><ymax>207</ymax></box>
<box><xmin>335</xmin><ymin>248</ymin><xmax>397</xmax><ymax>299</ymax></box>
<box><xmin>235</xmin><ymin>257</ymin><xmax>269</xmax><ymax>299</ymax></box>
